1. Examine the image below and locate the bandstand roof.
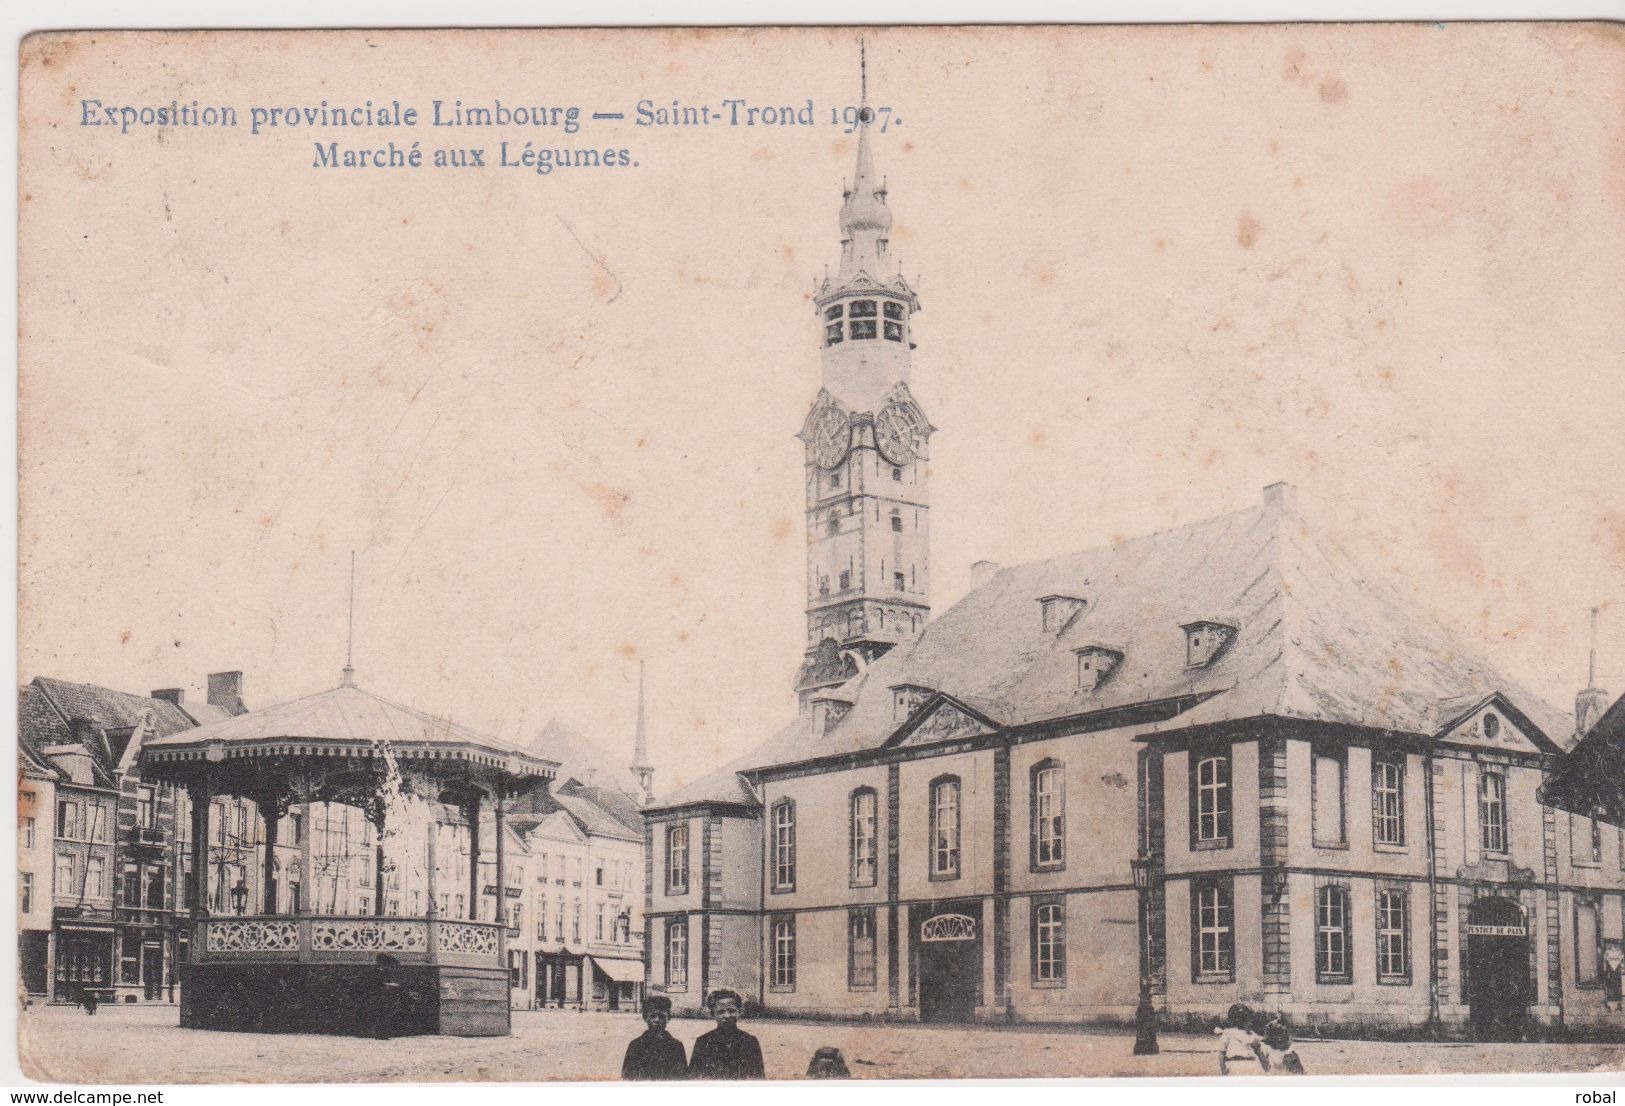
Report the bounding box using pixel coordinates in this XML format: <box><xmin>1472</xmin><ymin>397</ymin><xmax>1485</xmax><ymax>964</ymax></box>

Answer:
<box><xmin>140</xmin><ymin>682</ymin><xmax>560</xmax><ymax>780</ymax></box>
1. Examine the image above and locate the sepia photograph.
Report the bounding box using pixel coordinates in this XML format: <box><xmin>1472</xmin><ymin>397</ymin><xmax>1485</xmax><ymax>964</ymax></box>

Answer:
<box><xmin>12</xmin><ymin>19</ymin><xmax>1625</xmax><ymax>1085</ymax></box>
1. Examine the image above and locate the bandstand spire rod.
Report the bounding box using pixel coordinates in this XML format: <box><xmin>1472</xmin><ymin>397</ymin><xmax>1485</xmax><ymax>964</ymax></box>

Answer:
<box><xmin>342</xmin><ymin>550</ymin><xmax>357</xmax><ymax>688</ymax></box>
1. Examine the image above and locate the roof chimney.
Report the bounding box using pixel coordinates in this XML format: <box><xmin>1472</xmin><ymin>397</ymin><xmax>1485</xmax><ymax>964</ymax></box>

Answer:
<box><xmin>151</xmin><ymin>688</ymin><xmax>184</xmax><ymax>706</ymax></box>
<box><xmin>1263</xmin><ymin>481</ymin><xmax>1298</xmax><ymax>514</ymax></box>
<box><xmin>1577</xmin><ymin>606</ymin><xmax>1609</xmax><ymax>735</ymax></box>
<box><xmin>970</xmin><ymin>560</ymin><xmax>1001</xmax><ymax>589</ymax></box>
<box><xmin>207</xmin><ymin>671</ymin><xmax>247</xmax><ymax>716</ymax></box>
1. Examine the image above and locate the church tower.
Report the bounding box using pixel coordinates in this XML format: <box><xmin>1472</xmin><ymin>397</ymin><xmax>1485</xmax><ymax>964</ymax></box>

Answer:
<box><xmin>796</xmin><ymin>55</ymin><xmax>933</xmax><ymax>706</ymax></box>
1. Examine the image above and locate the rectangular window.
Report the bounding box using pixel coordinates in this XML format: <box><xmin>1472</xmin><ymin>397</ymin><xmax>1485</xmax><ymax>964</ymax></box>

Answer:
<box><xmin>1192</xmin><ymin>752</ymin><xmax>1232</xmax><ymax>847</ymax></box>
<box><xmin>56</xmin><ymin>800</ymin><xmax>77</xmax><ymax>839</ymax></box>
<box><xmin>1031</xmin><ymin>762</ymin><xmax>1065</xmax><ymax>870</ymax></box>
<box><xmin>772</xmin><ymin>801</ymin><xmax>796</xmax><ymax>891</ymax></box>
<box><xmin>667</xmin><ymin>919</ymin><xmax>689</xmax><ymax>989</ymax></box>
<box><xmin>1376</xmin><ymin>889</ymin><xmax>1410</xmax><ymax>982</ymax></box>
<box><xmin>1571</xmin><ymin>813</ymin><xmax>1603</xmax><ymax>866</ymax></box>
<box><xmin>848</xmin><ymin>908</ymin><xmax>877</xmax><ymax>989</ymax></box>
<box><xmin>22</xmin><ymin>817</ymin><xmax>34</xmax><ymax>849</ymax></box>
<box><xmin>123</xmin><ymin>864</ymin><xmax>141</xmax><ymax>906</ymax></box>
<box><xmin>1372</xmin><ymin>756</ymin><xmax>1406</xmax><ymax>846</ymax></box>
<box><xmin>20</xmin><ymin>873</ymin><xmax>33</xmax><ymax>914</ymax></box>
<box><xmin>772</xmin><ymin>916</ymin><xmax>797</xmax><ymax>990</ymax></box>
<box><xmin>883</xmin><ymin>320</ymin><xmax>904</xmax><ymax>342</ymax></box>
<box><xmin>86</xmin><ymin>857</ymin><xmax>105</xmax><ymax>898</ymax></box>
<box><xmin>890</xmin><ymin>514</ymin><xmax>903</xmax><ymax>532</ymax></box>
<box><xmin>850</xmin><ymin>790</ymin><xmax>878</xmax><ymax>887</ymax></box>
<box><xmin>1313</xmin><ymin>747</ymin><xmax>1347</xmax><ymax>847</ymax></box>
<box><xmin>930</xmin><ymin>777</ymin><xmax>961</xmax><ymax>879</ymax></box>
<box><xmin>666</xmin><ymin>824</ymin><xmax>690</xmax><ymax>895</ymax></box>
<box><xmin>137</xmin><ymin>788</ymin><xmax>156</xmax><ymax>830</ymax></box>
<box><xmin>893</xmin><ymin>572</ymin><xmax>905</xmax><ymax>592</ymax></box>
<box><xmin>1192</xmin><ymin>878</ymin><xmax>1234</xmax><ymax>981</ymax></box>
<box><xmin>850</xmin><ymin>319</ymin><xmax>877</xmax><ymax>340</ymax></box>
<box><xmin>596</xmin><ymin>907</ymin><xmax>605</xmax><ymax>941</ymax></box>
<box><xmin>1315</xmin><ymin>884</ymin><xmax>1352</xmax><ymax>982</ymax></box>
<box><xmin>849</xmin><ymin>299</ymin><xmax>877</xmax><ymax>318</ymax></box>
<box><xmin>1479</xmin><ymin>772</ymin><xmax>1508</xmax><ymax>854</ymax></box>
<box><xmin>1032</xmin><ymin>899</ymin><xmax>1066</xmax><ymax>984</ymax></box>
<box><xmin>838</xmin><ymin>570</ymin><xmax>851</xmax><ymax>591</ymax></box>
<box><xmin>1577</xmin><ymin>899</ymin><xmax>1602</xmax><ymax>985</ymax></box>
<box><xmin>883</xmin><ymin>301</ymin><xmax>904</xmax><ymax>320</ymax></box>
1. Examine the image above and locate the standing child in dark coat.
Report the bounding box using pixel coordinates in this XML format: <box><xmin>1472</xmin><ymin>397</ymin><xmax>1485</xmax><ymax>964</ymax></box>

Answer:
<box><xmin>621</xmin><ymin>996</ymin><xmax>688</xmax><ymax>1080</ymax></box>
<box><xmin>688</xmin><ymin>989</ymin><xmax>765</xmax><ymax>1080</ymax></box>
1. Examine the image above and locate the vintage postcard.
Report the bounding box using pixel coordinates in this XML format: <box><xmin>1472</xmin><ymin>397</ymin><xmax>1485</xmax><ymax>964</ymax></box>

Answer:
<box><xmin>14</xmin><ymin>22</ymin><xmax>1625</xmax><ymax>1084</ymax></box>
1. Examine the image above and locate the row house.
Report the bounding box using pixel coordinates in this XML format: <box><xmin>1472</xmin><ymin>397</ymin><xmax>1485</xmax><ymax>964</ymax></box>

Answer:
<box><xmin>17</xmin><ymin>672</ymin><xmax>248</xmax><ymax>1005</ymax></box>
<box><xmin>646</xmin><ymin>486</ymin><xmax>1620</xmax><ymax>1039</ymax></box>
<box><xmin>508</xmin><ymin>775</ymin><xmax>647</xmax><ymax>1011</ymax></box>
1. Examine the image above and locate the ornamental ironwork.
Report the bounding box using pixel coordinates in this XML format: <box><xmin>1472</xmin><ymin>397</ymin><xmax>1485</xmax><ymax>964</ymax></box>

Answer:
<box><xmin>437</xmin><ymin>921</ymin><xmax>499</xmax><ymax>956</ymax></box>
<box><xmin>310</xmin><ymin>919</ymin><xmax>428</xmax><ymax>952</ymax></box>
<box><xmin>206</xmin><ymin>919</ymin><xmax>301</xmax><ymax>952</ymax></box>
<box><xmin>920</xmin><ymin>913</ymin><xmax>977</xmax><ymax>942</ymax></box>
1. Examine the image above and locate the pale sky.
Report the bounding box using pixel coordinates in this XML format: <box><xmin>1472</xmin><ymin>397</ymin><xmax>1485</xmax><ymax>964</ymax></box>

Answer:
<box><xmin>19</xmin><ymin>24</ymin><xmax>1625</xmax><ymax>792</ymax></box>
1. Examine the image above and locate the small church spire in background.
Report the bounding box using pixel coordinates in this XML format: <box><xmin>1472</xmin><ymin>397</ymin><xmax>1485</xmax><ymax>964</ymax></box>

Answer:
<box><xmin>631</xmin><ymin>658</ymin><xmax>655</xmax><ymax>804</ymax></box>
<box><xmin>1576</xmin><ymin>605</ymin><xmax>1609</xmax><ymax>735</ymax></box>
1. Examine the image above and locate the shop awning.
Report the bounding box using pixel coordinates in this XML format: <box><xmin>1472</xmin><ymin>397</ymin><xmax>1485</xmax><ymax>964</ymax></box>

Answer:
<box><xmin>591</xmin><ymin>956</ymin><xmax>645</xmax><ymax>983</ymax></box>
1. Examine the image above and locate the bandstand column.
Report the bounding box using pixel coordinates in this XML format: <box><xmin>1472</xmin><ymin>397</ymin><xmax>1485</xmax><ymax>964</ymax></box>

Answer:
<box><xmin>256</xmin><ymin>798</ymin><xmax>281</xmax><ymax>914</ymax></box>
<box><xmin>299</xmin><ymin>797</ymin><xmax>314</xmax><ymax>916</ymax></box>
<box><xmin>466</xmin><ymin>792</ymin><xmax>482</xmax><ymax>920</ymax></box>
<box><xmin>187</xmin><ymin>775</ymin><xmax>212</xmax><ymax>917</ymax></box>
<box><xmin>372</xmin><ymin>809</ymin><xmax>386</xmax><ymax>916</ymax></box>
<box><xmin>494</xmin><ymin>785</ymin><xmax>507</xmax><ymax>960</ymax></box>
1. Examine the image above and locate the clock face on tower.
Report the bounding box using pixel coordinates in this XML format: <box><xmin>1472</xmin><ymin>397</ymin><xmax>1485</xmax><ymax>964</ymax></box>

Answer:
<box><xmin>810</xmin><ymin>406</ymin><xmax>851</xmax><ymax>469</ymax></box>
<box><xmin>875</xmin><ymin>401</ymin><xmax>925</xmax><ymax>465</ymax></box>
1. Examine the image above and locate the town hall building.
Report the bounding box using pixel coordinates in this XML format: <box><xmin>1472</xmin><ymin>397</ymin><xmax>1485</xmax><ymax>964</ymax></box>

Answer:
<box><xmin>640</xmin><ymin>87</ymin><xmax>1623</xmax><ymax>1039</ymax></box>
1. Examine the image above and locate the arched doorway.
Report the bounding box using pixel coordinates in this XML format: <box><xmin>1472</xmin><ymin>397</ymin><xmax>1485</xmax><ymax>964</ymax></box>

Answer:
<box><xmin>1465</xmin><ymin>896</ymin><xmax>1530</xmax><ymax>1041</ymax></box>
<box><xmin>914</xmin><ymin>903</ymin><xmax>980</xmax><ymax>1023</ymax></box>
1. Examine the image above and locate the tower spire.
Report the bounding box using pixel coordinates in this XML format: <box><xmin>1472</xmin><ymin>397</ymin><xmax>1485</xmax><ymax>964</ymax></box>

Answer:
<box><xmin>631</xmin><ymin>658</ymin><xmax>654</xmax><ymax>804</ymax></box>
<box><xmin>837</xmin><ymin>41</ymin><xmax>891</xmax><ymax>284</ymax></box>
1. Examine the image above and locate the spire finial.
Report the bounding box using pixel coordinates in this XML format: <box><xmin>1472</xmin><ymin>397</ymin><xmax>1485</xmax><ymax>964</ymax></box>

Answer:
<box><xmin>342</xmin><ymin>551</ymin><xmax>357</xmax><ymax>687</ymax></box>
<box><xmin>860</xmin><ymin>37</ymin><xmax>868</xmax><ymax>105</ymax></box>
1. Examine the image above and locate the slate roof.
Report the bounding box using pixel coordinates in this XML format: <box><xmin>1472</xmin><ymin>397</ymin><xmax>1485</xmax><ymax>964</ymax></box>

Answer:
<box><xmin>30</xmin><ymin>677</ymin><xmax>196</xmax><ymax>739</ymax></box>
<box><xmin>652</xmin><ymin>489</ymin><xmax>1572</xmax><ymax>811</ymax></box>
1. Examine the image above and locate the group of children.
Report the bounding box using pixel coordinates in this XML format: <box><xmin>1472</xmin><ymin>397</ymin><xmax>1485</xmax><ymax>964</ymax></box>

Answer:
<box><xmin>1213</xmin><ymin>1003</ymin><xmax>1306</xmax><ymax>1076</ymax></box>
<box><xmin>621</xmin><ymin>989</ymin><xmax>853</xmax><ymax>1080</ymax></box>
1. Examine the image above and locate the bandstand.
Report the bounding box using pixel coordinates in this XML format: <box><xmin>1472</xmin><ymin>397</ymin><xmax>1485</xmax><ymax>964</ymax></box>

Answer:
<box><xmin>138</xmin><ymin>673</ymin><xmax>558</xmax><ymax>1037</ymax></box>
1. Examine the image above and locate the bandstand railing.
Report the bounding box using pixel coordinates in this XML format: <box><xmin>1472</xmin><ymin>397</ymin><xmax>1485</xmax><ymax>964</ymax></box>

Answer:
<box><xmin>195</xmin><ymin>914</ymin><xmax>503</xmax><ymax>968</ymax></box>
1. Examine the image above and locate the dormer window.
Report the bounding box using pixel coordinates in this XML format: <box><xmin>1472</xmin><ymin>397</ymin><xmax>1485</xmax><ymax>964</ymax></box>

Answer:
<box><xmin>1038</xmin><ymin>595</ymin><xmax>1088</xmax><ymax>634</ymax></box>
<box><xmin>1183</xmin><ymin>620</ymin><xmax>1237</xmax><ymax>668</ymax></box>
<box><xmin>891</xmin><ymin>684</ymin><xmax>933</xmax><ymax>721</ymax></box>
<box><xmin>1074</xmin><ymin>646</ymin><xmax>1124</xmax><ymax>691</ymax></box>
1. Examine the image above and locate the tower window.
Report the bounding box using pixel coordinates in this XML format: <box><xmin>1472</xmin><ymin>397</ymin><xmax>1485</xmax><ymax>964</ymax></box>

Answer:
<box><xmin>839</xmin><ymin>570</ymin><xmax>850</xmax><ymax>590</ymax></box>
<box><xmin>825</xmin><ymin>305</ymin><xmax>843</xmax><ymax>321</ymax></box>
<box><xmin>827</xmin><ymin>518</ymin><xmax>839</xmax><ymax>536</ymax></box>
<box><xmin>883</xmin><ymin>301</ymin><xmax>903</xmax><ymax>320</ymax></box>
<box><xmin>850</xmin><ymin>319</ymin><xmax>877</xmax><ymax>340</ymax></box>
<box><xmin>884</xmin><ymin>321</ymin><xmax>904</xmax><ymax>342</ymax></box>
<box><xmin>825</xmin><ymin>323</ymin><xmax>843</xmax><ymax>346</ymax></box>
<box><xmin>828</xmin><ymin>473</ymin><xmax>840</xmax><ymax>488</ymax></box>
<box><xmin>893</xmin><ymin>572</ymin><xmax>905</xmax><ymax>592</ymax></box>
<box><xmin>849</xmin><ymin>300</ymin><xmax>877</xmax><ymax>318</ymax></box>
<box><xmin>892</xmin><ymin>467</ymin><xmax>902</xmax><ymax>481</ymax></box>
<box><xmin>890</xmin><ymin>512</ymin><xmax>902</xmax><ymax>532</ymax></box>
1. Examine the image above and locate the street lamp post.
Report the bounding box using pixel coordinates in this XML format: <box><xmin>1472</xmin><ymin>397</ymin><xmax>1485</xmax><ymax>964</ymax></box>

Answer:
<box><xmin>1130</xmin><ymin>854</ymin><xmax>1159</xmax><ymax>1056</ymax></box>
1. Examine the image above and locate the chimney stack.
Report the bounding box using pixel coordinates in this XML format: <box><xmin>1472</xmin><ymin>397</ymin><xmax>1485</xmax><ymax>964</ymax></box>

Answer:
<box><xmin>151</xmin><ymin>688</ymin><xmax>184</xmax><ymax>706</ymax></box>
<box><xmin>1263</xmin><ymin>481</ymin><xmax>1298</xmax><ymax>514</ymax></box>
<box><xmin>970</xmin><ymin>560</ymin><xmax>1001</xmax><ymax>589</ymax></box>
<box><xmin>207</xmin><ymin>671</ymin><xmax>246</xmax><ymax>716</ymax></box>
<box><xmin>1577</xmin><ymin>606</ymin><xmax>1609</xmax><ymax>735</ymax></box>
